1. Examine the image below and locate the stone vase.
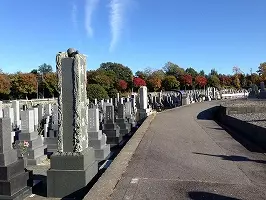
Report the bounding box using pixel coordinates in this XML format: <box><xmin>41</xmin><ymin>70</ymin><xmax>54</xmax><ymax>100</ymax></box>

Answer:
<box><xmin>18</xmin><ymin>156</ymin><xmax>28</xmax><ymax>168</ymax></box>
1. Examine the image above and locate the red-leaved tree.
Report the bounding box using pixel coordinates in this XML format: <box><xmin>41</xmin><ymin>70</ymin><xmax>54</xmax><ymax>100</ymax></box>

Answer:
<box><xmin>195</xmin><ymin>75</ymin><xmax>207</xmax><ymax>88</ymax></box>
<box><xmin>181</xmin><ymin>74</ymin><xmax>192</xmax><ymax>87</ymax></box>
<box><xmin>133</xmin><ymin>77</ymin><xmax>146</xmax><ymax>88</ymax></box>
<box><xmin>117</xmin><ymin>80</ymin><xmax>128</xmax><ymax>91</ymax></box>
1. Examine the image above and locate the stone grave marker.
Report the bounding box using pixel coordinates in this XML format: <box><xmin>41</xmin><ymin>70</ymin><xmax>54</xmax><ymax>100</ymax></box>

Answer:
<box><xmin>88</xmin><ymin>107</ymin><xmax>110</xmax><ymax>161</ymax></box>
<box><xmin>0</xmin><ymin>117</ymin><xmax>32</xmax><ymax>199</ymax></box>
<box><xmin>47</xmin><ymin>48</ymin><xmax>98</xmax><ymax>198</ymax></box>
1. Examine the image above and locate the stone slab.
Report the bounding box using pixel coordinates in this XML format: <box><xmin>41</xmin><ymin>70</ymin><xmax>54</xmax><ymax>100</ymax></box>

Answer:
<box><xmin>95</xmin><ymin>144</ymin><xmax>110</xmax><ymax>161</ymax></box>
<box><xmin>18</xmin><ymin>131</ymin><xmax>39</xmax><ymax>141</ymax></box>
<box><xmin>0</xmin><ymin>159</ymin><xmax>25</xmax><ymax>180</ymax></box>
<box><xmin>0</xmin><ymin>171</ymin><xmax>29</xmax><ymax>196</ymax></box>
<box><xmin>27</xmin><ymin>154</ymin><xmax>47</xmax><ymax>166</ymax></box>
<box><xmin>0</xmin><ymin>186</ymin><xmax>32</xmax><ymax>200</ymax></box>
<box><xmin>103</xmin><ymin>129</ymin><xmax>120</xmax><ymax>137</ymax></box>
<box><xmin>88</xmin><ymin>130</ymin><xmax>102</xmax><ymax>140</ymax></box>
<box><xmin>25</xmin><ymin>145</ymin><xmax>47</xmax><ymax>160</ymax></box>
<box><xmin>106</xmin><ymin>135</ymin><xmax>123</xmax><ymax>145</ymax></box>
<box><xmin>47</xmin><ymin>160</ymin><xmax>98</xmax><ymax>198</ymax></box>
<box><xmin>89</xmin><ymin>135</ymin><xmax>106</xmax><ymax>149</ymax></box>
<box><xmin>0</xmin><ymin>150</ymin><xmax>18</xmax><ymax>166</ymax></box>
<box><xmin>50</xmin><ymin>147</ymin><xmax>95</xmax><ymax>170</ymax></box>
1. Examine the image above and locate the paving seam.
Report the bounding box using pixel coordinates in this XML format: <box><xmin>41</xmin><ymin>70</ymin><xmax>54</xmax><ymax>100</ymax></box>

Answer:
<box><xmin>84</xmin><ymin>112</ymin><xmax>157</xmax><ymax>200</ymax></box>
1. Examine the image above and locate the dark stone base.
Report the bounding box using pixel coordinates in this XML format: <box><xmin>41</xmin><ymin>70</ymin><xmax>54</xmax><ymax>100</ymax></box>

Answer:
<box><xmin>0</xmin><ymin>170</ymin><xmax>29</xmax><ymax>196</ymax></box>
<box><xmin>0</xmin><ymin>186</ymin><xmax>32</xmax><ymax>200</ymax></box>
<box><xmin>47</xmin><ymin>148</ymin><xmax>98</xmax><ymax>198</ymax></box>
<box><xmin>0</xmin><ymin>159</ymin><xmax>25</xmax><ymax>180</ymax></box>
<box><xmin>106</xmin><ymin>135</ymin><xmax>123</xmax><ymax>145</ymax></box>
<box><xmin>47</xmin><ymin>161</ymin><xmax>98</xmax><ymax>197</ymax></box>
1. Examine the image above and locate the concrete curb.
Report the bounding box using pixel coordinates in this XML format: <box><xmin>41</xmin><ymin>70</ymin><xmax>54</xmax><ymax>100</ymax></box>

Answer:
<box><xmin>84</xmin><ymin>113</ymin><xmax>157</xmax><ymax>200</ymax></box>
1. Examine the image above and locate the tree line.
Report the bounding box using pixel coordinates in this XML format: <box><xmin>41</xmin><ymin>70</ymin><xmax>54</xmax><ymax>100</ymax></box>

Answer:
<box><xmin>0</xmin><ymin>61</ymin><xmax>265</xmax><ymax>101</ymax></box>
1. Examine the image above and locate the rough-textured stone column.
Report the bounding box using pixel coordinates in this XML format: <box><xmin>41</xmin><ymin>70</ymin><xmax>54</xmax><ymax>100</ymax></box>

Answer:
<box><xmin>47</xmin><ymin>48</ymin><xmax>97</xmax><ymax>198</ymax></box>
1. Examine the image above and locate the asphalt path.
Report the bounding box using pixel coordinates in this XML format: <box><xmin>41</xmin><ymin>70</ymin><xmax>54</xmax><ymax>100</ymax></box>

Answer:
<box><xmin>109</xmin><ymin>101</ymin><xmax>266</xmax><ymax>200</ymax></box>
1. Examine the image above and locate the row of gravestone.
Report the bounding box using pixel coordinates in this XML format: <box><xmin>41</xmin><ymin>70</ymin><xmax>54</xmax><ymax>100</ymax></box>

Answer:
<box><xmin>248</xmin><ymin>82</ymin><xmax>266</xmax><ymax>99</ymax></box>
<box><xmin>0</xmin><ymin>48</ymin><xmax>220</xmax><ymax>199</ymax></box>
<box><xmin>147</xmin><ymin>87</ymin><xmax>221</xmax><ymax>111</ymax></box>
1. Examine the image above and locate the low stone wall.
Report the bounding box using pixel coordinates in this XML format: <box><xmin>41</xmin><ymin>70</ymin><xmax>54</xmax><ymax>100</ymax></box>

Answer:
<box><xmin>220</xmin><ymin>99</ymin><xmax>266</xmax><ymax>115</ymax></box>
<box><xmin>217</xmin><ymin>104</ymin><xmax>266</xmax><ymax>151</ymax></box>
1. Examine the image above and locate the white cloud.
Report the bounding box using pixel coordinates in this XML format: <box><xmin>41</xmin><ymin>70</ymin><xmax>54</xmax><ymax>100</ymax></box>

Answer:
<box><xmin>71</xmin><ymin>2</ymin><xmax>78</xmax><ymax>30</ymax></box>
<box><xmin>85</xmin><ymin>0</ymin><xmax>99</xmax><ymax>38</ymax></box>
<box><xmin>109</xmin><ymin>0</ymin><xmax>130</xmax><ymax>52</ymax></box>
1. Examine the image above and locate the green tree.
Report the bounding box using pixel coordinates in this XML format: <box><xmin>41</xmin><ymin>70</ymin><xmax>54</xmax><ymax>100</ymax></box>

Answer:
<box><xmin>108</xmin><ymin>88</ymin><xmax>119</xmax><ymax>98</ymax></box>
<box><xmin>208</xmin><ymin>75</ymin><xmax>220</xmax><ymax>88</ymax></box>
<box><xmin>257</xmin><ymin>62</ymin><xmax>266</xmax><ymax>80</ymax></box>
<box><xmin>87</xmin><ymin>70</ymin><xmax>115</xmax><ymax>91</ymax></box>
<box><xmin>87</xmin><ymin>84</ymin><xmax>109</xmax><ymax>102</ymax></box>
<box><xmin>199</xmin><ymin>70</ymin><xmax>205</xmax><ymax>76</ymax></box>
<box><xmin>210</xmin><ymin>68</ymin><xmax>218</xmax><ymax>77</ymax></box>
<box><xmin>163</xmin><ymin>62</ymin><xmax>185</xmax><ymax>79</ymax></box>
<box><xmin>185</xmin><ymin>67</ymin><xmax>198</xmax><ymax>78</ymax></box>
<box><xmin>99</xmin><ymin>62</ymin><xmax>133</xmax><ymax>83</ymax></box>
<box><xmin>30</xmin><ymin>69</ymin><xmax>38</xmax><ymax>74</ymax></box>
<box><xmin>38</xmin><ymin>63</ymin><xmax>53</xmax><ymax>74</ymax></box>
<box><xmin>162</xmin><ymin>75</ymin><xmax>180</xmax><ymax>91</ymax></box>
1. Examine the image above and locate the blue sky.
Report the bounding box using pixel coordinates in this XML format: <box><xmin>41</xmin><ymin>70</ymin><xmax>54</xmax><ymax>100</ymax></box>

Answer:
<box><xmin>0</xmin><ymin>0</ymin><xmax>265</xmax><ymax>75</ymax></box>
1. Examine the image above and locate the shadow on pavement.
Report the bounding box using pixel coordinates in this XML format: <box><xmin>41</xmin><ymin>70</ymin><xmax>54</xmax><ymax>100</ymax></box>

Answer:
<box><xmin>188</xmin><ymin>191</ymin><xmax>241</xmax><ymax>200</ymax></box>
<box><xmin>193</xmin><ymin>152</ymin><xmax>266</xmax><ymax>164</ymax></box>
<box><xmin>197</xmin><ymin>106</ymin><xmax>219</xmax><ymax>120</ymax></box>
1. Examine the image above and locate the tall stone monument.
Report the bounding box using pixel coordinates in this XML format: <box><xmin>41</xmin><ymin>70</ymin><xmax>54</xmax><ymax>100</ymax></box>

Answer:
<box><xmin>47</xmin><ymin>48</ymin><xmax>98</xmax><ymax>197</ymax></box>
<box><xmin>138</xmin><ymin>86</ymin><xmax>151</xmax><ymax>120</ymax></box>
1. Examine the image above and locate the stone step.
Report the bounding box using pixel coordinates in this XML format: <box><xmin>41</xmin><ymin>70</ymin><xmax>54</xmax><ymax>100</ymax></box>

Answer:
<box><xmin>94</xmin><ymin>144</ymin><xmax>110</xmax><ymax>161</ymax></box>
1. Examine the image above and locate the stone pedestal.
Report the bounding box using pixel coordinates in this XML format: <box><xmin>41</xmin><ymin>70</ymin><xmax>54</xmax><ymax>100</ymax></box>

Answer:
<box><xmin>88</xmin><ymin>108</ymin><xmax>110</xmax><ymax>161</ymax></box>
<box><xmin>116</xmin><ymin>103</ymin><xmax>131</xmax><ymax>136</ymax></box>
<box><xmin>0</xmin><ymin>118</ymin><xmax>32</xmax><ymax>200</ymax></box>
<box><xmin>17</xmin><ymin>110</ymin><xmax>47</xmax><ymax>165</ymax></box>
<box><xmin>47</xmin><ymin>148</ymin><xmax>98</xmax><ymax>197</ymax></box>
<box><xmin>102</xmin><ymin>105</ymin><xmax>122</xmax><ymax>146</ymax></box>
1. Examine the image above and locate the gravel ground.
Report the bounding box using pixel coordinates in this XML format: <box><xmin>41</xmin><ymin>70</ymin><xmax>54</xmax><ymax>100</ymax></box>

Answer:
<box><xmin>221</xmin><ymin>99</ymin><xmax>266</xmax><ymax>107</ymax></box>
<box><xmin>229</xmin><ymin>113</ymin><xmax>266</xmax><ymax>128</ymax></box>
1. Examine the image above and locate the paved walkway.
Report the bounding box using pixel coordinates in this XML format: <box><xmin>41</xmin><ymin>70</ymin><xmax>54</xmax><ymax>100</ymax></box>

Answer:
<box><xmin>109</xmin><ymin>101</ymin><xmax>266</xmax><ymax>200</ymax></box>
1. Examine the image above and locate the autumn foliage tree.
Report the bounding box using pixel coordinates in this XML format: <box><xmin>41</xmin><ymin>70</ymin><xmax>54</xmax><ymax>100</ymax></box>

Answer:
<box><xmin>43</xmin><ymin>72</ymin><xmax>58</xmax><ymax>97</ymax></box>
<box><xmin>195</xmin><ymin>75</ymin><xmax>207</xmax><ymax>88</ymax></box>
<box><xmin>11</xmin><ymin>73</ymin><xmax>37</xmax><ymax>99</ymax></box>
<box><xmin>0</xmin><ymin>73</ymin><xmax>11</xmax><ymax>98</ymax></box>
<box><xmin>181</xmin><ymin>74</ymin><xmax>192</xmax><ymax>89</ymax></box>
<box><xmin>117</xmin><ymin>80</ymin><xmax>128</xmax><ymax>91</ymax></box>
<box><xmin>133</xmin><ymin>77</ymin><xmax>146</xmax><ymax>88</ymax></box>
<box><xmin>147</xmin><ymin>77</ymin><xmax>162</xmax><ymax>92</ymax></box>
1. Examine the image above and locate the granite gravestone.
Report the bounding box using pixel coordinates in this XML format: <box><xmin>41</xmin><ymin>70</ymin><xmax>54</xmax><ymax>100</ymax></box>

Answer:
<box><xmin>259</xmin><ymin>82</ymin><xmax>266</xmax><ymax>99</ymax></box>
<box><xmin>17</xmin><ymin>109</ymin><xmax>47</xmax><ymax>165</ymax></box>
<box><xmin>116</xmin><ymin>103</ymin><xmax>131</xmax><ymax>136</ymax></box>
<box><xmin>47</xmin><ymin>49</ymin><xmax>98</xmax><ymax>198</ymax></box>
<box><xmin>138</xmin><ymin>86</ymin><xmax>151</xmax><ymax>120</ymax></box>
<box><xmin>88</xmin><ymin>107</ymin><xmax>110</xmax><ymax>161</ymax></box>
<box><xmin>0</xmin><ymin>117</ymin><xmax>32</xmax><ymax>199</ymax></box>
<box><xmin>102</xmin><ymin>104</ymin><xmax>121</xmax><ymax>146</ymax></box>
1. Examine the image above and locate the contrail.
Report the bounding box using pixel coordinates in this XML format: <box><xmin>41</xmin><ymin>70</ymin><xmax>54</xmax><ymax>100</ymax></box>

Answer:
<box><xmin>71</xmin><ymin>2</ymin><xmax>78</xmax><ymax>30</ymax></box>
<box><xmin>109</xmin><ymin>0</ymin><xmax>128</xmax><ymax>52</ymax></box>
<box><xmin>85</xmin><ymin>0</ymin><xmax>99</xmax><ymax>38</ymax></box>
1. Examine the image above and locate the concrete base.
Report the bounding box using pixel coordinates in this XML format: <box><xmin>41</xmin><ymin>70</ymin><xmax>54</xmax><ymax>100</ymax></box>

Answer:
<box><xmin>95</xmin><ymin>145</ymin><xmax>110</xmax><ymax>161</ymax></box>
<box><xmin>0</xmin><ymin>186</ymin><xmax>32</xmax><ymax>200</ymax></box>
<box><xmin>47</xmin><ymin>148</ymin><xmax>98</xmax><ymax>198</ymax></box>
